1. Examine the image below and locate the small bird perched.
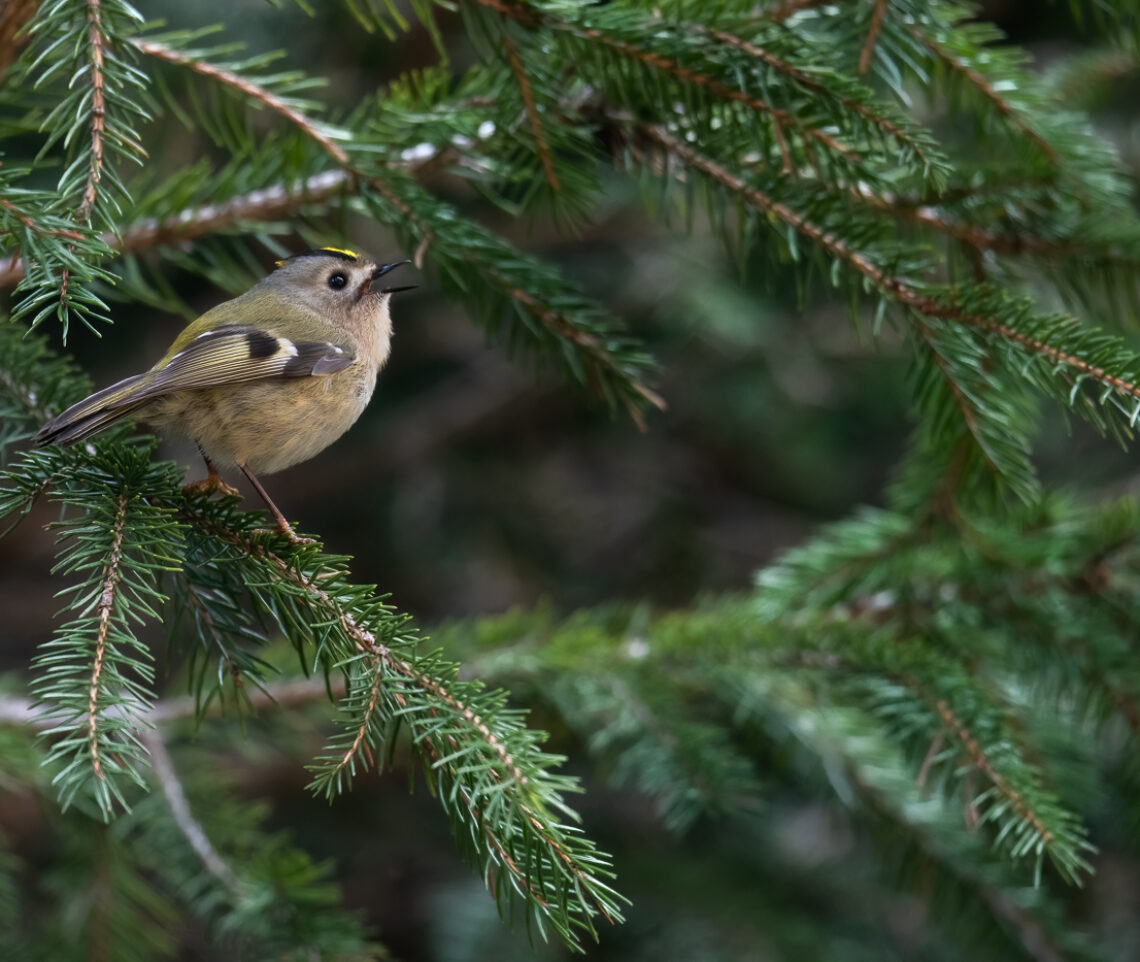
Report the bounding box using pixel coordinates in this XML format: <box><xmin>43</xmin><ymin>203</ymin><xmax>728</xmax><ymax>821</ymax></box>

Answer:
<box><xmin>34</xmin><ymin>248</ymin><xmax>414</xmax><ymax>542</ymax></box>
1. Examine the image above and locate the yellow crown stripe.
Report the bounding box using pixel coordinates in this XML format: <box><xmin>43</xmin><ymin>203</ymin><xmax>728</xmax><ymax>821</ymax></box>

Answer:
<box><xmin>322</xmin><ymin>246</ymin><xmax>359</xmax><ymax>260</ymax></box>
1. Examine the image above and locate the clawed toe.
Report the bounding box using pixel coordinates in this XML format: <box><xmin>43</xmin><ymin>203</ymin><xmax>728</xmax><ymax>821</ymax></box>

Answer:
<box><xmin>183</xmin><ymin>476</ymin><xmax>241</xmax><ymax>498</ymax></box>
<box><xmin>252</xmin><ymin>524</ymin><xmax>316</xmax><ymax>545</ymax></box>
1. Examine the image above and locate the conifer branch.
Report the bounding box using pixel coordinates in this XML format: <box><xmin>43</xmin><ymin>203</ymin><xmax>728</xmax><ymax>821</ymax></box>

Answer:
<box><xmin>920</xmin><ymin>682</ymin><xmax>1056</xmax><ymax>850</ymax></box>
<box><xmin>0</xmin><ymin>171</ymin><xmax>353</xmax><ymax>287</ymax></box>
<box><xmin>0</xmin><ymin>196</ymin><xmax>85</xmax><ymax>242</ymax></box>
<box><xmin>500</xmin><ymin>29</ymin><xmax>560</xmax><ymax>192</ymax></box>
<box><xmin>640</xmin><ymin>123</ymin><xmax>1140</xmax><ymax>413</ymax></box>
<box><xmin>75</xmin><ymin>0</ymin><xmax>107</xmax><ymax>224</ymax></box>
<box><xmin>909</xmin><ymin>24</ymin><xmax>1057</xmax><ymax>163</ymax></box>
<box><xmin>175</xmin><ymin>505</ymin><xmax>623</xmax><ymax>944</ymax></box>
<box><xmin>129</xmin><ymin>38</ymin><xmax>352</xmax><ymax>167</ymax></box>
<box><xmin>87</xmin><ymin>490</ymin><xmax>128</xmax><ymax>783</ymax></box>
<box><xmin>914</xmin><ymin>322</ymin><xmax>1000</xmax><ymax>477</ymax></box>
<box><xmin>859</xmin><ymin>0</ymin><xmax>888</xmax><ymax>75</ymax></box>
<box><xmin>705</xmin><ymin>24</ymin><xmax>933</xmax><ymax>168</ymax></box>
<box><xmin>579</xmin><ymin>28</ymin><xmax>853</xmax><ymax>163</ymax></box>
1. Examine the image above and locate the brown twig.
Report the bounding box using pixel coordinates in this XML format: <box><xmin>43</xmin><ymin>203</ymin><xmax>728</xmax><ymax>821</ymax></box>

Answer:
<box><xmin>88</xmin><ymin>491</ymin><xmax>128</xmax><ymax>782</ymax></box>
<box><xmin>708</xmin><ymin>24</ymin><xmax>936</xmax><ymax>172</ymax></box>
<box><xmin>75</xmin><ymin>0</ymin><xmax>106</xmax><ymax>223</ymax></box>
<box><xmin>0</xmin><ymin>196</ymin><xmax>85</xmax><ymax>241</ymax></box>
<box><xmin>912</xmin><ymin>25</ymin><xmax>1057</xmax><ymax>163</ymax></box>
<box><xmin>0</xmin><ymin>169</ymin><xmax>354</xmax><ymax>287</ymax></box>
<box><xmin>927</xmin><ymin>691</ymin><xmax>1054</xmax><ymax>846</ymax></box>
<box><xmin>501</xmin><ymin>30</ymin><xmax>560</xmax><ymax>192</ymax></box>
<box><xmin>639</xmin><ymin>123</ymin><xmax>1140</xmax><ymax>405</ymax></box>
<box><xmin>582</xmin><ymin>29</ymin><xmax>855</xmax><ymax>163</ymax></box>
<box><xmin>130</xmin><ymin>38</ymin><xmax>351</xmax><ymax>167</ymax></box>
<box><xmin>859</xmin><ymin>0</ymin><xmax>888</xmax><ymax>75</ymax></box>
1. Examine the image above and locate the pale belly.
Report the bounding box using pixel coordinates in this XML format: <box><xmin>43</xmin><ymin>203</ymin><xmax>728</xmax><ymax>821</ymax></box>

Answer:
<box><xmin>145</xmin><ymin>365</ymin><xmax>378</xmax><ymax>474</ymax></box>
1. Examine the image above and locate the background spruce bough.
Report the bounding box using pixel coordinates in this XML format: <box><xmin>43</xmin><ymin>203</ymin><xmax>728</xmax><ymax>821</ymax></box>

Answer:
<box><xmin>1</xmin><ymin>0</ymin><xmax>1140</xmax><ymax>959</ymax></box>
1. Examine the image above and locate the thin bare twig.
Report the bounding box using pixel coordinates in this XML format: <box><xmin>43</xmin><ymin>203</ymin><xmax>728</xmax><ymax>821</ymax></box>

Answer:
<box><xmin>144</xmin><ymin>730</ymin><xmax>239</xmax><ymax>890</ymax></box>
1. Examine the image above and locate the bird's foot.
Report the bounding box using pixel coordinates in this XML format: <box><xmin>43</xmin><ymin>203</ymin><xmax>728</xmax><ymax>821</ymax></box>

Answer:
<box><xmin>183</xmin><ymin>471</ymin><xmax>240</xmax><ymax>499</ymax></box>
<box><xmin>252</xmin><ymin>521</ymin><xmax>316</xmax><ymax>546</ymax></box>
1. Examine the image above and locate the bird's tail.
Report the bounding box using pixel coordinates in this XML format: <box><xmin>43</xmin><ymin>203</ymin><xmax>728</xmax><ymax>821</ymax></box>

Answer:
<box><xmin>33</xmin><ymin>374</ymin><xmax>149</xmax><ymax>447</ymax></box>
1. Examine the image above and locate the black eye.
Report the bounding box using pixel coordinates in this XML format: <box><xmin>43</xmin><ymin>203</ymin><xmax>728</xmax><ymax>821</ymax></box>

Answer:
<box><xmin>328</xmin><ymin>272</ymin><xmax>348</xmax><ymax>290</ymax></box>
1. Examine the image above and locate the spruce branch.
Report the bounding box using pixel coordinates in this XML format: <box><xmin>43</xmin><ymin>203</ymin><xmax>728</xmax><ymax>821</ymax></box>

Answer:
<box><xmin>858</xmin><ymin>0</ymin><xmax>888</xmax><ymax>75</ymax></box>
<box><xmin>85</xmin><ymin>490</ymin><xmax>128</xmax><ymax>786</ymax></box>
<box><xmin>129</xmin><ymin>36</ymin><xmax>352</xmax><ymax>167</ymax></box>
<box><xmin>702</xmin><ymin>22</ymin><xmax>941</xmax><ymax>176</ymax></box>
<box><xmin>74</xmin><ymin>0</ymin><xmax>108</xmax><ymax>224</ymax></box>
<box><xmin>29</xmin><ymin>448</ymin><xmax>186</xmax><ymax>817</ymax></box>
<box><xmin>499</xmin><ymin>28</ymin><xmax>560</xmax><ymax>192</ymax></box>
<box><xmin>0</xmin><ymin>171</ymin><xmax>353</xmax><ymax>287</ymax></box>
<box><xmin>908</xmin><ymin>20</ymin><xmax>1058</xmax><ymax>164</ymax></box>
<box><xmin>636</xmin><ymin>122</ymin><xmax>1140</xmax><ymax>449</ymax></box>
<box><xmin>173</xmin><ymin>503</ymin><xmax>625</xmax><ymax>950</ymax></box>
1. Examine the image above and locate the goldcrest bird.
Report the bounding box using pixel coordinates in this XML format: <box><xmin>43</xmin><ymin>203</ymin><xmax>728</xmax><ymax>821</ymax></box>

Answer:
<box><xmin>34</xmin><ymin>248</ymin><xmax>414</xmax><ymax>542</ymax></box>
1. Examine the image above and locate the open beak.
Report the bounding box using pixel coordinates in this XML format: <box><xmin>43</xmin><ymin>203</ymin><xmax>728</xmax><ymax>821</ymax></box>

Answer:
<box><xmin>364</xmin><ymin>259</ymin><xmax>416</xmax><ymax>296</ymax></box>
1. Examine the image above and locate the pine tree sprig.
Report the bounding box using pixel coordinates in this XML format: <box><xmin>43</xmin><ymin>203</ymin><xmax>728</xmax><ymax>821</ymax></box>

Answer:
<box><xmin>172</xmin><ymin>501</ymin><xmax>626</xmax><ymax>951</ymax></box>
<box><xmin>499</xmin><ymin>28</ymin><xmax>561</xmax><ymax>193</ymax></box>
<box><xmin>29</xmin><ymin>447</ymin><xmax>186</xmax><ymax>818</ymax></box>
<box><xmin>905</xmin><ymin>17</ymin><xmax>1058</xmax><ymax>164</ymax></box>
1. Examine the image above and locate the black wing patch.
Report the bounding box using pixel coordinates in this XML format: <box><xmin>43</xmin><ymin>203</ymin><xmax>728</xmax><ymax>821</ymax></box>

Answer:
<box><xmin>126</xmin><ymin>325</ymin><xmax>356</xmax><ymax>403</ymax></box>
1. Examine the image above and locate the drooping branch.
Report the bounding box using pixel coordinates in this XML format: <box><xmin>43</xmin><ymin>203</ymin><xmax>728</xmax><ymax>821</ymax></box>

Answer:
<box><xmin>706</xmin><ymin>24</ymin><xmax>933</xmax><ymax>167</ymax></box>
<box><xmin>180</xmin><ymin>506</ymin><xmax>619</xmax><ymax>931</ymax></box>
<box><xmin>638</xmin><ymin>123</ymin><xmax>1140</xmax><ymax>407</ymax></box>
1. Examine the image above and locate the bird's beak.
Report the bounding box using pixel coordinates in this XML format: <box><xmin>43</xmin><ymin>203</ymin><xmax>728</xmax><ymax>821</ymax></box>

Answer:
<box><xmin>363</xmin><ymin>260</ymin><xmax>415</xmax><ymax>296</ymax></box>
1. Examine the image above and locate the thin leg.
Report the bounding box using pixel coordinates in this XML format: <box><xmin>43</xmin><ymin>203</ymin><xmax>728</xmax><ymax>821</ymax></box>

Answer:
<box><xmin>183</xmin><ymin>451</ymin><xmax>240</xmax><ymax>498</ymax></box>
<box><xmin>239</xmin><ymin>463</ymin><xmax>314</xmax><ymax>545</ymax></box>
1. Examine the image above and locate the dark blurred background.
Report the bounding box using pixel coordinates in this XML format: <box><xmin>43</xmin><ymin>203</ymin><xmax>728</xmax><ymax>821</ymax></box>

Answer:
<box><xmin>1</xmin><ymin>1</ymin><xmax>1139</xmax><ymax>957</ymax></box>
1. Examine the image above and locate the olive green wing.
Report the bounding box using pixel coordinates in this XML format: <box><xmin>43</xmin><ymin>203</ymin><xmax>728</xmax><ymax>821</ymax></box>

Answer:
<box><xmin>132</xmin><ymin>323</ymin><xmax>355</xmax><ymax>400</ymax></box>
<box><xmin>34</xmin><ymin>324</ymin><xmax>354</xmax><ymax>448</ymax></box>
